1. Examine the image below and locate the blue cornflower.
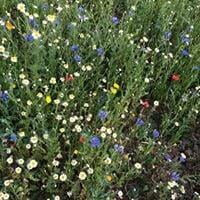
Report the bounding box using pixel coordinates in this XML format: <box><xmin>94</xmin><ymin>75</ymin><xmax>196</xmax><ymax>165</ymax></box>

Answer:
<box><xmin>181</xmin><ymin>35</ymin><xmax>190</xmax><ymax>45</ymax></box>
<box><xmin>135</xmin><ymin>118</ymin><xmax>145</xmax><ymax>126</ymax></box>
<box><xmin>96</xmin><ymin>48</ymin><xmax>104</xmax><ymax>56</ymax></box>
<box><xmin>70</xmin><ymin>45</ymin><xmax>79</xmax><ymax>52</ymax></box>
<box><xmin>181</xmin><ymin>49</ymin><xmax>189</xmax><ymax>57</ymax></box>
<box><xmin>0</xmin><ymin>91</ymin><xmax>9</xmax><ymax>102</ymax></box>
<box><xmin>171</xmin><ymin>172</ymin><xmax>180</xmax><ymax>181</ymax></box>
<box><xmin>153</xmin><ymin>129</ymin><xmax>160</xmax><ymax>138</ymax></box>
<box><xmin>164</xmin><ymin>31</ymin><xmax>172</xmax><ymax>40</ymax></box>
<box><xmin>74</xmin><ymin>54</ymin><xmax>81</xmax><ymax>63</ymax></box>
<box><xmin>98</xmin><ymin>110</ymin><xmax>108</xmax><ymax>121</ymax></box>
<box><xmin>90</xmin><ymin>136</ymin><xmax>101</xmax><ymax>148</ymax></box>
<box><xmin>28</xmin><ymin>18</ymin><xmax>38</xmax><ymax>28</ymax></box>
<box><xmin>24</xmin><ymin>34</ymin><xmax>34</xmax><ymax>42</ymax></box>
<box><xmin>8</xmin><ymin>133</ymin><xmax>17</xmax><ymax>143</ymax></box>
<box><xmin>112</xmin><ymin>16</ymin><xmax>119</xmax><ymax>25</ymax></box>
<box><xmin>114</xmin><ymin>144</ymin><xmax>124</xmax><ymax>154</ymax></box>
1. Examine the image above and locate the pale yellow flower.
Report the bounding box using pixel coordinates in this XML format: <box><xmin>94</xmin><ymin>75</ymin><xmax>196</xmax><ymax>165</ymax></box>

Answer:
<box><xmin>47</xmin><ymin>15</ymin><xmax>56</xmax><ymax>23</ymax></box>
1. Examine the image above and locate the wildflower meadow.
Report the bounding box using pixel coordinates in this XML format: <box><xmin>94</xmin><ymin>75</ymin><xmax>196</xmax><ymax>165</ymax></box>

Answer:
<box><xmin>0</xmin><ymin>0</ymin><xmax>199</xmax><ymax>199</ymax></box>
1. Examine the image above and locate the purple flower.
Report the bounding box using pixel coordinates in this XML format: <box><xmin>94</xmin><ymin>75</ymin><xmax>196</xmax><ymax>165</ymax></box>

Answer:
<box><xmin>153</xmin><ymin>129</ymin><xmax>160</xmax><ymax>138</ymax></box>
<box><xmin>179</xmin><ymin>153</ymin><xmax>186</xmax><ymax>163</ymax></box>
<box><xmin>164</xmin><ymin>154</ymin><xmax>172</xmax><ymax>162</ymax></box>
<box><xmin>171</xmin><ymin>172</ymin><xmax>180</xmax><ymax>181</ymax></box>
<box><xmin>112</xmin><ymin>16</ymin><xmax>119</xmax><ymax>25</ymax></box>
<box><xmin>135</xmin><ymin>118</ymin><xmax>145</xmax><ymax>126</ymax></box>
<box><xmin>24</xmin><ymin>34</ymin><xmax>34</xmax><ymax>42</ymax></box>
<box><xmin>70</xmin><ymin>45</ymin><xmax>79</xmax><ymax>52</ymax></box>
<box><xmin>98</xmin><ymin>110</ymin><xmax>108</xmax><ymax>121</ymax></box>
<box><xmin>74</xmin><ymin>54</ymin><xmax>81</xmax><ymax>63</ymax></box>
<box><xmin>181</xmin><ymin>49</ymin><xmax>189</xmax><ymax>57</ymax></box>
<box><xmin>164</xmin><ymin>31</ymin><xmax>172</xmax><ymax>40</ymax></box>
<box><xmin>96</xmin><ymin>48</ymin><xmax>104</xmax><ymax>56</ymax></box>
<box><xmin>114</xmin><ymin>144</ymin><xmax>124</xmax><ymax>154</ymax></box>
<box><xmin>0</xmin><ymin>91</ymin><xmax>9</xmax><ymax>102</ymax></box>
<box><xmin>90</xmin><ymin>136</ymin><xmax>101</xmax><ymax>148</ymax></box>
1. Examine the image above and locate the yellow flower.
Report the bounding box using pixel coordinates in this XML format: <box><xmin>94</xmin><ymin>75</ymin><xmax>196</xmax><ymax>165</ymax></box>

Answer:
<box><xmin>10</xmin><ymin>83</ymin><xmax>16</xmax><ymax>89</ymax></box>
<box><xmin>17</xmin><ymin>3</ymin><xmax>26</xmax><ymax>13</ymax></box>
<box><xmin>113</xmin><ymin>83</ymin><xmax>120</xmax><ymax>90</ymax></box>
<box><xmin>45</xmin><ymin>95</ymin><xmax>52</xmax><ymax>104</ymax></box>
<box><xmin>106</xmin><ymin>175</ymin><xmax>112</xmax><ymax>182</ymax></box>
<box><xmin>110</xmin><ymin>87</ymin><xmax>117</xmax><ymax>94</ymax></box>
<box><xmin>47</xmin><ymin>15</ymin><xmax>56</xmax><ymax>23</ymax></box>
<box><xmin>6</xmin><ymin>21</ymin><xmax>15</xmax><ymax>31</ymax></box>
<box><xmin>11</xmin><ymin>56</ymin><xmax>18</xmax><ymax>63</ymax></box>
<box><xmin>110</xmin><ymin>83</ymin><xmax>120</xmax><ymax>94</ymax></box>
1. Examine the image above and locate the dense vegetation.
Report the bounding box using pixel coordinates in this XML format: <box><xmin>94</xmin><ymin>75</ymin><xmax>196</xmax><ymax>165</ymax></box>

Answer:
<box><xmin>0</xmin><ymin>0</ymin><xmax>199</xmax><ymax>199</ymax></box>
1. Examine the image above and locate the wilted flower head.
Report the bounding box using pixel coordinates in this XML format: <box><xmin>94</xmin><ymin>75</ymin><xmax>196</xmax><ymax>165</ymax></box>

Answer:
<box><xmin>28</xmin><ymin>18</ymin><xmax>38</xmax><ymax>28</ymax></box>
<box><xmin>96</xmin><ymin>48</ymin><xmax>104</xmax><ymax>56</ymax></box>
<box><xmin>164</xmin><ymin>31</ymin><xmax>172</xmax><ymax>40</ymax></box>
<box><xmin>78</xmin><ymin>6</ymin><xmax>85</xmax><ymax>13</ymax></box>
<box><xmin>41</xmin><ymin>3</ymin><xmax>49</xmax><ymax>10</ymax></box>
<box><xmin>181</xmin><ymin>35</ymin><xmax>190</xmax><ymax>45</ymax></box>
<box><xmin>90</xmin><ymin>136</ymin><xmax>101</xmax><ymax>148</ymax></box>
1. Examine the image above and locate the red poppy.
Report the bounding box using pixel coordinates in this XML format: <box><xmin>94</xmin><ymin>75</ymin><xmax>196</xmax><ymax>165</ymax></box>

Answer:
<box><xmin>65</xmin><ymin>74</ymin><xmax>74</xmax><ymax>82</ymax></box>
<box><xmin>141</xmin><ymin>100</ymin><xmax>150</xmax><ymax>108</ymax></box>
<box><xmin>171</xmin><ymin>74</ymin><xmax>180</xmax><ymax>81</ymax></box>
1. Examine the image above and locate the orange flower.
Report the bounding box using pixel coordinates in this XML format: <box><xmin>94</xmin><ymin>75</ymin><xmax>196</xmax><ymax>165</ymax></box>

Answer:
<box><xmin>79</xmin><ymin>135</ymin><xmax>86</xmax><ymax>143</ymax></box>
<box><xmin>6</xmin><ymin>21</ymin><xmax>15</xmax><ymax>30</ymax></box>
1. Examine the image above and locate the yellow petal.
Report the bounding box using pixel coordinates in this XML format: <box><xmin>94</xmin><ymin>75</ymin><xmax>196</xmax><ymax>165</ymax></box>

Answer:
<box><xmin>6</xmin><ymin>21</ymin><xmax>15</xmax><ymax>30</ymax></box>
<box><xmin>106</xmin><ymin>175</ymin><xmax>112</xmax><ymax>182</ymax></box>
<box><xmin>113</xmin><ymin>83</ymin><xmax>120</xmax><ymax>90</ymax></box>
<box><xmin>110</xmin><ymin>87</ymin><xmax>117</xmax><ymax>94</ymax></box>
<box><xmin>45</xmin><ymin>96</ymin><xmax>52</xmax><ymax>104</ymax></box>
